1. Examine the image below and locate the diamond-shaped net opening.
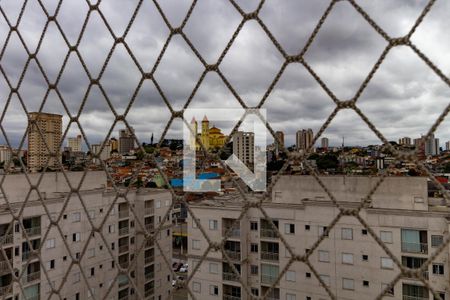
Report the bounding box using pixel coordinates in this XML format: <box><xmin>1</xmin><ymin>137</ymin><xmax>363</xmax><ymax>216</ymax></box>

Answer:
<box><xmin>0</xmin><ymin>0</ymin><xmax>450</xmax><ymax>299</ymax></box>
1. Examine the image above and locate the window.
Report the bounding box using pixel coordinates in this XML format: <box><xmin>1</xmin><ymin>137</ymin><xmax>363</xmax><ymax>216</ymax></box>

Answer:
<box><xmin>305</xmin><ymin>224</ymin><xmax>310</xmax><ymax>231</ymax></box>
<box><xmin>318</xmin><ymin>250</ymin><xmax>329</xmax><ymax>262</ymax></box>
<box><xmin>285</xmin><ymin>223</ymin><xmax>295</xmax><ymax>234</ymax></box>
<box><xmin>250</xmin><ymin>222</ymin><xmax>258</xmax><ymax>231</ymax></box>
<box><xmin>306</xmin><ymin>272</ymin><xmax>311</xmax><ymax>278</ymax></box>
<box><xmin>90</xmin><ymin>267</ymin><xmax>95</xmax><ymax>277</ymax></box>
<box><xmin>209</xmin><ymin>285</ymin><xmax>218</xmax><ymax>296</ymax></box>
<box><xmin>72</xmin><ymin>233</ymin><xmax>80</xmax><ymax>242</ymax></box>
<box><xmin>381</xmin><ymin>257</ymin><xmax>394</xmax><ymax>269</ymax></box>
<box><xmin>63</xmin><ymin>256</ymin><xmax>67</xmax><ymax>261</ymax></box>
<box><xmin>209</xmin><ymin>220</ymin><xmax>218</xmax><ymax>230</ymax></box>
<box><xmin>380</xmin><ymin>231</ymin><xmax>393</xmax><ymax>244</ymax></box>
<box><xmin>87</xmin><ymin>248</ymin><xmax>95</xmax><ymax>258</ymax></box>
<box><xmin>286</xmin><ymin>270</ymin><xmax>296</xmax><ymax>282</ymax></box>
<box><xmin>433</xmin><ymin>263</ymin><xmax>444</xmax><ymax>275</ymax></box>
<box><xmin>319</xmin><ymin>275</ymin><xmax>330</xmax><ymax>286</ymax></box>
<box><xmin>72</xmin><ymin>212</ymin><xmax>81</xmax><ymax>222</ymax></box>
<box><xmin>363</xmin><ymin>280</ymin><xmax>369</xmax><ymax>287</ymax></box>
<box><xmin>63</xmin><ymin>214</ymin><xmax>67</xmax><ymax>219</ymax></box>
<box><xmin>362</xmin><ymin>229</ymin><xmax>368</xmax><ymax>235</ymax></box>
<box><xmin>47</xmin><ymin>259</ymin><xmax>55</xmax><ymax>270</ymax></box>
<box><xmin>46</xmin><ymin>239</ymin><xmax>55</xmax><ymax>249</ymax></box>
<box><xmin>431</xmin><ymin>235</ymin><xmax>443</xmax><ymax>247</ymax></box>
<box><xmin>362</xmin><ymin>254</ymin><xmax>368</xmax><ymax>261</ymax></box>
<box><xmin>156</xmin><ymin>200</ymin><xmax>161</xmax><ymax>209</ymax></box>
<box><xmin>342</xmin><ymin>253</ymin><xmax>353</xmax><ymax>265</ymax></box>
<box><xmin>319</xmin><ymin>226</ymin><xmax>328</xmax><ymax>237</ymax></box>
<box><xmin>192</xmin><ymin>282</ymin><xmax>201</xmax><ymax>293</ymax></box>
<box><xmin>342</xmin><ymin>278</ymin><xmax>354</xmax><ymax>290</ymax></box>
<box><xmin>341</xmin><ymin>228</ymin><xmax>353</xmax><ymax>240</ymax></box>
<box><xmin>108</xmin><ymin>225</ymin><xmax>115</xmax><ymax>233</ymax></box>
<box><xmin>250</xmin><ymin>243</ymin><xmax>258</xmax><ymax>253</ymax></box>
<box><xmin>192</xmin><ymin>239</ymin><xmax>200</xmax><ymax>250</ymax></box>
<box><xmin>434</xmin><ymin>293</ymin><xmax>446</xmax><ymax>300</ymax></box>
<box><xmin>73</xmin><ymin>272</ymin><xmax>80</xmax><ymax>283</ymax></box>
<box><xmin>111</xmin><ymin>242</ymin><xmax>115</xmax><ymax>250</ymax></box>
<box><xmin>286</xmin><ymin>294</ymin><xmax>296</xmax><ymax>300</ymax></box>
<box><xmin>209</xmin><ymin>263</ymin><xmax>218</xmax><ymax>274</ymax></box>
<box><xmin>250</xmin><ymin>265</ymin><xmax>258</xmax><ymax>275</ymax></box>
<box><xmin>165</xmin><ymin>199</ymin><xmax>170</xmax><ymax>206</ymax></box>
<box><xmin>251</xmin><ymin>288</ymin><xmax>259</xmax><ymax>296</ymax></box>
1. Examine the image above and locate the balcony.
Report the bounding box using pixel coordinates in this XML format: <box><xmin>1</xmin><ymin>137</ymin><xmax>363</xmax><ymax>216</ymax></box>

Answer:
<box><xmin>0</xmin><ymin>285</ymin><xmax>11</xmax><ymax>296</ymax></box>
<box><xmin>261</xmin><ymin>275</ymin><xmax>278</xmax><ymax>285</ymax></box>
<box><xmin>145</xmin><ymin>239</ymin><xmax>154</xmax><ymax>248</ymax></box>
<box><xmin>223</xmin><ymin>227</ymin><xmax>240</xmax><ymax>238</ymax></box>
<box><xmin>261</xmin><ymin>228</ymin><xmax>278</xmax><ymax>239</ymax></box>
<box><xmin>223</xmin><ymin>272</ymin><xmax>240</xmax><ymax>282</ymax></box>
<box><xmin>119</xmin><ymin>245</ymin><xmax>129</xmax><ymax>254</ymax></box>
<box><xmin>119</xmin><ymin>227</ymin><xmax>129</xmax><ymax>236</ymax></box>
<box><xmin>0</xmin><ymin>234</ymin><xmax>13</xmax><ymax>245</ymax></box>
<box><xmin>23</xmin><ymin>227</ymin><xmax>41</xmax><ymax>237</ymax></box>
<box><xmin>145</xmin><ymin>224</ymin><xmax>154</xmax><ymax>232</ymax></box>
<box><xmin>261</xmin><ymin>251</ymin><xmax>279</xmax><ymax>261</ymax></box>
<box><xmin>145</xmin><ymin>272</ymin><xmax>154</xmax><ymax>281</ymax></box>
<box><xmin>145</xmin><ymin>207</ymin><xmax>154</xmax><ymax>215</ymax></box>
<box><xmin>223</xmin><ymin>295</ymin><xmax>240</xmax><ymax>300</ymax></box>
<box><xmin>22</xmin><ymin>251</ymin><xmax>37</xmax><ymax>261</ymax></box>
<box><xmin>144</xmin><ymin>256</ymin><xmax>154</xmax><ymax>265</ymax></box>
<box><xmin>401</xmin><ymin>242</ymin><xmax>428</xmax><ymax>254</ymax></box>
<box><xmin>118</xmin><ymin>277</ymin><xmax>129</xmax><ymax>288</ymax></box>
<box><xmin>224</xmin><ymin>250</ymin><xmax>241</xmax><ymax>261</ymax></box>
<box><xmin>119</xmin><ymin>210</ymin><xmax>129</xmax><ymax>219</ymax></box>
<box><xmin>119</xmin><ymin>260</ymin><xmax>129</xmax><ymax>269</ymax></box>
<box><xmin>0</xmin><ymin>260</ymin><xmax>12</xmax><ymax>273</ymax></box>
<box><xmin>22</xmin><ymin>271</ymin><xmax>40</xmax><ymax>284</ymax></box>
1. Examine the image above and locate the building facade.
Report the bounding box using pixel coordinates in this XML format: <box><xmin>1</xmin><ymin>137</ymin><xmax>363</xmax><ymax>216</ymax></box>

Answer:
<box><xmin>67</xmin><ymin>135</ymin><xmax>82</xmax><ymax>152</ymax></box>
<box><xmin>232</xmin><ymin>131</ymin><xmax>254</xmax><ymax>167</ymax></box>
<box><xmin>119</xmin><ymin>129</ymin><xmax>135</xmax><ymax>155</ymax></box>
<box><xmin>399</xmin><ymin>137</ymin><xmax>412</xmax><ymax>146</ymax></box>
<box><xmin>27</xmin><ymin>113</ymin><xmax>62</xmax><ymax>172</ymax></box>
<box><xmin>321</xmin><ymin>137</ymin><xmax>329</xmax><ymax>149</ymax></box>
<box><xmin>0</xmin><ymin>172</ymin><xmax>172</xmax><ymax>300</ymax></box>
<box><xmin>296</xmin><ymin>129</ymin><xmax>313</xmax><ymax>152</ymax></box>
<box><xmin>187</xmin><ymin>176</ymin><xmax>449</xmax><ymax>300</ymax></box>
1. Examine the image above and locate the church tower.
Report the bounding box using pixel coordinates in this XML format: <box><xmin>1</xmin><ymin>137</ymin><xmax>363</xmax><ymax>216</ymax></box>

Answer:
<box><xmin>201</xmin><ymin>115</ymin><xmax>210</xmax><ymax>150</ymax></box>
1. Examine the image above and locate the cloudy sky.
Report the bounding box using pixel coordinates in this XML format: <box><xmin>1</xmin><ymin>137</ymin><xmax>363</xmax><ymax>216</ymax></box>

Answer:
<box><xmin>1</xmin><ymin>0</ymin><xmax>450</xmax><ymax>149</ymax></box>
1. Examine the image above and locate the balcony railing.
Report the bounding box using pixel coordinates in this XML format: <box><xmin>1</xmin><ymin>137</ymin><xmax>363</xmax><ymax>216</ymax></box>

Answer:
<box><xmin>145</xmin><ymin>224</ymin><xmax>154</xmax><ymax>232</ymax></box>
<box><xmin>401</xmin><ymin>242</ymin><xmax>428</xmax><ymax>254</ymax></box>
<box><xmin>261</xmin><ymin>275</ymin><xmax>278</xmax><ymax>285</ymax></box>
<box><xmin>0</xmin><ymin>285</ymin><xmax>11</xmax><ymax>296</ymax></box>
<box><xmin>22</xmin><ymin>251</ymin><xmax>37</xmax><ymax>261</ymax></box>
<box><xmin>403</xmin><ymin>296</ymin><xmax>429</xmax><ymax>300</ymax></box>
<box><xmin>145</xmin><ymin>239</ymin><xmax>154</xmax><ymax>248</ymax></box>
<box><xmin>119</xmin><ymin>210</ymin><xmax>129</xmax><ymax>219</ymax></box>
<box><xmin>0</xmin><ymin>234</ymin><xmax>13</xmax><ymax>245</ymax></box>
<box><xmin>119</xmin><ymin>227</ymin><xmax>129</xmax><ymax>236</ymax></box>
<box><xmin>145</xmin><ymin>256</ymin><xmax>154</xmax><ymax>265</ymax></box>
<box><xmin>224</xmin><ymin>250</ymin><xmax>241</xmax><ymax>261</ymax></box>
<box><xmin>0</xmin><ymin>260</ymin><xmax>12</xmax><ymax>273</ymax></box>
<box><xmin>119</xmin><ymin>260</ymin><xmax>129</xmax><ymax>268</ymax></box>
<box><xmin>261</xmin><ymin>251</ymin><xmax>279</xmax><ymax>261</ymax></box>
<box><xmin>223</xmin><ymin>272</ymin><xmax>240</xmax><ymax>282</ymax></box>
<box><xmin>118</xmin><ymin>278</ymin><xmax>129</xmax><ymax>288</ymax></box>
<box><xmin>261</xmin><ymin>228</ymin><xmax>278</xmax><ymax>238</ymax></box>
<box><xmin>23</xmin><ymin>227</ymin><xmax>41</xmax><ymax>237</ymax></box>
<box><xmin>145</xmin><ymin>207</ymin><xmax>154</xmax><ymax>215</ymax></box>
<box><xmin>22</xmin><ymin>271</ymin><xmax>40</xmax><ymax>284</ymax></box>
<box><xmin>145</xmin><ymin>272</ymin><xmax>154</xmax><ymax>281</ymax></box>
<box><xmin>223</xmin><ymin>295</ymin><xmax>241</xmax><ymax>300</ymax></box>
<box><xmin>119</xmin><ymin>245</ymin><xmax>129</xmax><ymax>254</ymax></box>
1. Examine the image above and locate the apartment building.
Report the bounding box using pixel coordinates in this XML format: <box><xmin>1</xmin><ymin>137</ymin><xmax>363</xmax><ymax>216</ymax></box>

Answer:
<box><xmin>232</xmin><ymin>132</ymin><xmax>254</xmax><ymax>167</ymax></box>
<box><xmin>0</xmin><ymin>171</ymin><xmax>172</xmax><ymax>300</ymax></box>
<box><xmin>187</xmin><ymin>176</ymin><xmax>449</xmax><ymax>300</ymax></box>
<box><xmin>27</xmin><ymin>112</ymin><xmax>63</xmax><ymax>172</ymax></box>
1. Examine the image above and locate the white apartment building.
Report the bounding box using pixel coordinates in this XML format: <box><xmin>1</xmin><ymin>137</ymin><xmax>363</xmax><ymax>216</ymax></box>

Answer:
<box><xmin>0</xmin><ymin>171</ymin><xmax>172</xmax><ymax>300</ymax></box>
<box><xmin>232</xmin><ymin>132</ymin><xmax>254</xmax><ymax>167</ymax></box>
<box><xmin>67</xmin><ymin>136</ymin><xmax>82</xmax><ymax>152</ymax></box>
<box><xmin>187</xmin><ymin>176</ymin><xmax>450</xmax><ymax>300</ymax></box>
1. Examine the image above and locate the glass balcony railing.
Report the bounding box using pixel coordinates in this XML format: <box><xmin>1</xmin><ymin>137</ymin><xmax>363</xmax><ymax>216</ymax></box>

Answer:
<box><xmin>0</xmin><ymin>260</ymin><xmax>12</xmax><ymax>273</ymax></box>
<box><xmin>223</xmin><ymin>295</ymin><xmax>241</xmax><ymax>300</ymax></box>
<box><xmin>222</xmin><ymin>272</ymin><xmax>240</xmax><ymax>282</ymax></box>
<box><xmin>144</xmin><ymin>256</ymin><xmax>154</xmax><ymax>265</ymax></box>
<box><xmin>23</xmin><ymin>227</ymin><xmax>41</xmax><ymax>237</ymax></box>
<box><xmin>261</xmin><ymin>251</ymin><xmax>279</xmax><ymax>261</ymax></box>
<box><xmin>119</xmin><ymin>210</ymin><xmax>129</xmax><ymax>219</ymax></box>
<box><xmin>119</xmin><ymin>227</ymin><xmax>129</xmax><ymax>236</ymax></box>
<box><xmin>119</xmin><ymin>245</ymin><xmax>129</xmax><ymax>254</ymax></box>
<box><xmin>145</xmin><ymin>272</ymin><xmax>154</xmax><ymax>281</ymax></box>
<box><xmin>144</xmin><ymin>288</ymin><xmax>154</xmax><ymax>298</ymax></box>
<box><xmin>224</xmin><ymin>250</ymin><xmax>241</xmax><ymax>261</ymax></box>
<box><xmin>261</xmin><ymin>228</ymin><xmax>278</xmax><ymax>238</ymax></box>
<box><xmin>0</xmin><ymin>234</ymin><xmax>13</xmax><ymax>245</ymax></box>
<box><xmin>0</xmin><ymin>285</ymin><xmax>11</xmax><ymax>296</ymax></box>
<box><xmin>145</xmin><ymin>224</ymin><xmax>154</xmax><ymax>232</ymax></box>
<box><xmin>144</xmin><ymin>207</ymin><xmax>154</xmax><ymax>215</ymax></box>
<box><xmin>223</xmin><ymin>227</ymin><xmax>240</xmax><ymax>238</ymax></box>
<box><xmin>22</xmin><ymin>271</ymin><xmax>40</xmax><ymax>284</ymax></box>
<box><xmin>401</xmin><ymin>242</ymin><xmax>428</xmax><ymax>254</ymax></box>
<box><xmin>261</xmin><ymin>275</ymin><xmax>278</xmax><ymax>285</ymax></box>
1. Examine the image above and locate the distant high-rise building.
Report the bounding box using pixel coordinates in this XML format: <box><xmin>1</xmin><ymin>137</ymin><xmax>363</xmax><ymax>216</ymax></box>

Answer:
<box><xmin>321</xmin><ymin>137</ymin><xmax>329</xmax><ymax>149</ymax></box>
<box><xmin>67</xmin><ymin>135</ymin><xmax>82</xmax><ymax>152</ymax></box>
<box><xmin>91</xmin><ymin>142</ymin><xmax>111</xmax><ymax>164</ymax></box>
<box><xmin>415</xmin><ymin>134</ymin><xmax>439</xmax><ymax>156</ymax></box>
<box><xmin>119</xmin><ymin>128</ymin><xmax>135</xmax><ymax>154</ymax></box>
<box><xmin>110</xmin><ymin>137</ymin><xmax>118</xmax><ymax>152</ymax></box>
<box><xmin>446</xmin><ymin>141</ymin><xmax>450</xmax><ymax>151</ymax></box>
<box><xmin>232</xmin><ymin>131</ymin><xmax>254</xmax><ymax>167</ymax></box>
<box><xmin>275</xmin><ymin>131</ymin><xmax>284</xmax><ymax>148</ymax></box>
<box><xmin>398</xmin><ymin>137</ymin><xmax>411</xmax><ymax>146</ymax></box>
<box><xmin>296</xmin><ymin>128</ymin><xmax>314</xmax><ymax>151</ymax></box>
<box><xmin>28</xmin><ymin>112</ymin><xmax>62</xmax><ymax>172</ymax></box>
